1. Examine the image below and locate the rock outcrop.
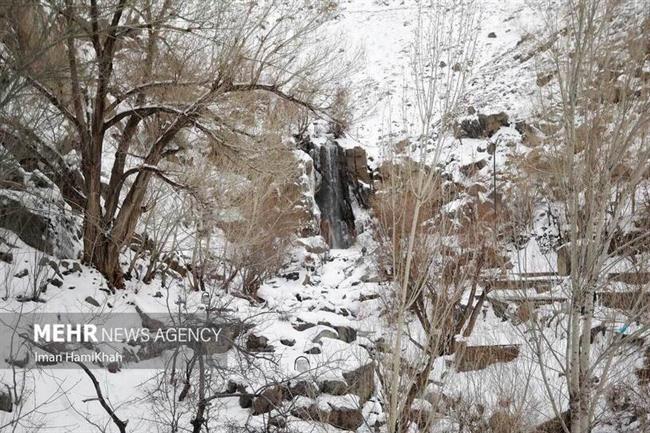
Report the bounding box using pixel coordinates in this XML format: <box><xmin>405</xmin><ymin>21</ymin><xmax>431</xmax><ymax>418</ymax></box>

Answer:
<box><xmin>455</xmin><ymin>112</ymin><xmax>509</xmax><ymax>139</ymax></box>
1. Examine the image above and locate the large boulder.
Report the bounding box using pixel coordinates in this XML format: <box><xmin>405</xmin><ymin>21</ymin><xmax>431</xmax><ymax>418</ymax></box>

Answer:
<box><xmin>455</xmin><ymin>112</ymin><xmax>509</xmax><ymax>139</ymax></box>
<box><xmin>0</xmin><ymin>130</ymin><xmax>85</xmax><ymax>209</ymax></box>
<box><xmin>291</xmin><ymin>399</ymin><xmax>364</xmax><ymax>431</ymax></box>
<box><xmin>0</xmin><ymin>388</ymin><xmax>12</xmax><ymax>412</ymax></box>
<box><xmin>342</xmin><ymin>363</ymin><xmax>375</xmax><ymax>403</ymax></box>
<box><xmin>252</xmin><ymin>385</ymin><xmax>288</xmax><ymax>415</ymax></box>
<box><xmin>327</xmin><ymin>405</ymin><xmax>364</xmax><ymax>430</ymax></box>
<box><xmin>345</xmin><ymin>146</ymin><xmax>370</xmax><ymax>184</ymax></box>
<box><xmin>0</xmin><ymin>188</ymin><xmax>81</xmax><ymax>258</ymax></box>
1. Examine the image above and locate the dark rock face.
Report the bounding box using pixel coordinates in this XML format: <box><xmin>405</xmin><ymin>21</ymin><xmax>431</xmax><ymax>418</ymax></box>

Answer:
<box><xmin>252</xmin><ymin>385</ymin><xmax>288</xmax><ymax>415</ymax></box>
<box><xmin>0</xmin><ymin>129</ymin><xmax>85</xmax><ymax>209</ymax></box>
<box><xmin>455</xmin><ymin>112</ymin><xmax>509</xmax><ymax>139</ymax></box>
<box><xmin>345</xmin><ymin>147</ymin><xmax>370</xmax><ymax>184</ymax></box>
<box><xmin>342</xmin><ymin>363</ymin><xmax>375</xmax><ymax>403</ymax></box>
<box><xmin>344</xmin><ymin>146</ymin><xmax>372</xmax><ymax>208</ymax></box>
<box><xmin>0</xmin><ymin>149</ymin><xmax>81</xmax><ymax>259</ymax></box>
<box><xmin>313</xmin><ymin>140</ymin><xmax>356</xmax><ymax>248</ymax></box>
<box><xmin>328</xmin><ymin>406</ymin><xmax>364</xmax><ymax>430</ymax></box>
<box><xmin>246</xmin><ymin>334</ymin><xmax>274</xmax><ymax>352</ymax></box>
<box><xmin>291</xmin><ymin>403</ymin><xmax>364</xmax><ymax>431</ymax></box>
<box><xmin>84</xmin><ymin>296</ymin><xmax>100</xmax><ymax>307</ymax></box>
<box><xmin>288</xmin><ymin>380</ymin><xmax>319</xmax><ymax>398</ymax></box>
<box><xmin>319</xmin><ymin>379</ymin><xmax>348</xmax><ymax>395</ymax></box>
<box><xmin>0</xmin><ymin>192</ymin><xmax>81</xmax><ymax>258</ymax></box>
<box><xmin>0</xmin><ymin>389</ymin><xmax>12</xmax><ymax>413</ymax></box>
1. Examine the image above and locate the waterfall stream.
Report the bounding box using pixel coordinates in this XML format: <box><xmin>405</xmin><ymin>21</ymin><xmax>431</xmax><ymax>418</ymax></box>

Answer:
<box><xmin>314</xmin><ymin>140</ymin><xmax>355</xmax><ymax>249</ymax></box>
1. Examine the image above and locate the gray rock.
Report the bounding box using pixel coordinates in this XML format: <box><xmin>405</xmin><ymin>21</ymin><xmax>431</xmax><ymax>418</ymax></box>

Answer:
<box><xmin>319</xmin><ymin>379</ymin><xmax>348</xmax><ymax>395</ymax></box>
<box><xmin>85</xmin><ymin>296</ymin><xmax>100</xmax><ymax>307</ymax></box>
<box><xmin>334</xmin><ymin>325</ymin><xmax>357</xmax><ymax>343</ymax></box>
<box><xmin>252</xmin><ymin>385</ymin><xmax>287</xmax><ymax>415</ymax></box>
<box><xmin>328</xmin><ymin>406</ymin><xmax>364</xmax><ymax>430</ymax></box>
<box><xmin>0</xmin><ymin>191</ymin><xmax>80</xmax><ymax>258</ymax></box>
<box><xmin>312</xmin><ymin>329</ymin><xmax>339</xmax><ymax>344</ymax></box>
<box><xmin>0</xmin><ymin>389</ymin><xmax>12</xmax><ymax>413</ymax></box>
<box><xmin>288</xmin><ymin>380</ymin><xmax>319</xmax><ymax>398</ymax></box>
<box><xmin>13</xmin><ymin>269</ymin><xmax>28</xmax><ymax>278</ymax></box>
<box><xmin>343</xmin><ymin>363</ymin><xmax>375</xmax><ymax>403</ymax></box>
<box><xmin>0</xmin><ymin>251</ymin><xmax>12</xmax><ymax>263</ymax></box>
<box><xmin>293</xmin><ymin>321</ymin><xmax>315</xmax><ymax>331</ymax></box>
<box><xmin>455</xmin><ymin>112</ymin><xmax>509</xmax><ymax>139</ymax></box>
<box><xmin>246</xmin><ymin>334</ymin><xmax>273</xmax><ymax>352</ymax></box>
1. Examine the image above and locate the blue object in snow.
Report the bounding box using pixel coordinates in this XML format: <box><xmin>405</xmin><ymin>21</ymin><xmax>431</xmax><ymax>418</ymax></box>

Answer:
<box><xmin>615</xmin><ymin>324</ymin><xmax>630</xmax><ymax>334</ymax></box>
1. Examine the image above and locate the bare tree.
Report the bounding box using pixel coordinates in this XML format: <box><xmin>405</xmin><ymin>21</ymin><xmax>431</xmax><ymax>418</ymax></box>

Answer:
<box><xmin>520</xmin><ymin>1</ymin><xmax>650</xmax><ymax>432</ymax></box>
<box><xmin>371</xmin><ymin>1</ymin><xmax>479</xmax><ymax>432</ymax></box>
<box><xmin>0</xmin><ymin>0</ymin><xmax>350</xmax><ymax>288</ymax></box>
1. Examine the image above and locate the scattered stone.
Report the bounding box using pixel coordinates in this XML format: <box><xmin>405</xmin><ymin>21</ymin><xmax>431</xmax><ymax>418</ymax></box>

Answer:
<box><xmin>84</xmin><ymin>296</ymin><xmax>100</xmax><ymax>307</ymax></box>
<box><xmin>343</xmin><ymin>363</ymin><xmax>375</xmax><ymax>403</ymax></box>
<box><xmin>282</xmin><ymin>271</ymin><xmax>300</xmax><ymax>281</ymax></box>
<box><xmin>327</xmin><ymin>406</ymin><xmax>364</xmax><ymax>430</ymax></box>
<box><xmin>14</xmin><ymin>269</ymin><xmax>28</xmax><ymax>278</ymax></box>
<box><xmin>49</xmin><ymin>278</ymin><xmax>63</xmax><ymax>288</ymax></box>
<box><xmin>312</xmin><ymin>329</ymin><xmax>339</xmax><ymax>344</ymax></box>
<box><xmin>467</xmin><ymin>183</ymin><xmax>488</xmax><ymax>197</ymax></box>
<box><xmin>359</xmin><ymin>293</ymin><xmax>380</xmax><ymax>302</ymax></box>
<box><xmin>288</xmin><ymin>380</ymin><xmax>319</xmax><ymax>398</ymax></box>
<box><xmin>452</xmin><ymin>62</ymin><xmax>462</xmax><ymax>72</ymax></box>
<box><xmin>439</xmin><ymin>61</ymin><xmax>447</xmax><ymax>68</ymax></box>
<box><xmin>280</xmin><ymin>339</ymin><xmax>295</xmax><ymax>347</ymax></box>
<box><xmin>67</xmin><ymin>286</ymin><xmax>75</xmax><ymax>290</ymax></box>
<box><xmin>333</xmin><ymin>325</ymin><xmax>357</xmax><ymax>343</ymax></box>
<box><xmin>455</xmin><ymin>343</ymin><xmax>520</xmax><ymax>372</ymax></box>
<box><xmin>0</xmin><ymin>389</ymin><xmax>12</xmax><ymax>413</ymax></box>
<box><xmin>39</xmin><ymin>257</ymin><xmax>63</xmax><ymax>279</ymax></box>
<box><xmin>360</xmin><ymin>272</ymin><xmax>382</xmax><ymax>283</ymax></box>
<box><xmin>0</xmin><ymin>251</ymin><xmax>12</xmax><ymax>263</ymax></box>
<box><xmin>374</xmin><ymin>337</ymin><xmax>390</xmax><ymax>353</ymax></box>
<box><xmin>153</xmin><ymin>291</ymin><xmax>163</xmax><ymax>298</ymax></box>
<box><xmin>304</xmin><ymin>347</ymin><xmax>321</xmax><ymax>354</ymax></box>
<box><xmin>295</xmin><ymin>293</ymin><xmax>313</xmax><ymax>302</ymax></box>
<box><xmin>268</xmin><ymin>416</ymin><xmax>287</xmax><ymax>429</ymax></box>
<box><xmin>246</xmin><ymin>334</ymin><xmax>273</xmax><ymax>352</ymax></box>
<box><xmin>239</xmin><ymin>394</ymin><xmax>253</xmax><ymax>409</ymax></box>
<box><xmin>293</xmin><ymin>321</ymin><xmax>316</xmax><ymax>332</ymax></box>
<box><xmin>0</xmin><ymin>191</ymin><xmax>80</xmax><ymax>258</ymax></box>
<box><xmin>319</xmin><ymin>379</ymin><xmax>348</xmax><ymax>395</ymax></box>
<box><xmin>62</xmin><ymin>262</ymin><xmax>82</xmax><ymax>276</ymax></box>
<box><xmin>455</xmin><ymin>112</ymin><xmax>509</xmax><ymax>139</ymax></box>
<box><xmin>252</xmin><ymin>385</ymin><xmax>287</xmax><ymax>415</ymax></box>
<box><xmin>459</xmin><ymin>159</ymin><xmax>488</xmax><ymax>177</ymax></box>
<box><xmin>488</xmin><ymin>32</ymin><xmax>497</xmax><ymax>38</ymax></box>
<box><xmin>536</xmin><ymin>72</ymin><xmax>553</xmax><ymax>87</ymax></box>
<box><xmin>297</xmin><ymin>237</ymin><xmax>329</xmax><ymax>255</ymax></box>
<box><xmin>345</xmin><ymin>146</ymin><xmax>371</xmax><ymax>183</ymax></box>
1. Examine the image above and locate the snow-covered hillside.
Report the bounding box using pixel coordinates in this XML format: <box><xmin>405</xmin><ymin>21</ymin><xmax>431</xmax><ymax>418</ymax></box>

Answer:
<box><xmin>1</xmin><ymin>1</ymin><xmax>649</xmax><ymax>433</ymax></box>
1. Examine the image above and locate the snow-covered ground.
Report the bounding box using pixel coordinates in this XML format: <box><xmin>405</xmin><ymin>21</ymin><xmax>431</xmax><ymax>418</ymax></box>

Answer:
<box><xmin>1</xmin><ymin>1</ymin><xmax>649</xmax><ymax>432</ymax></box>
